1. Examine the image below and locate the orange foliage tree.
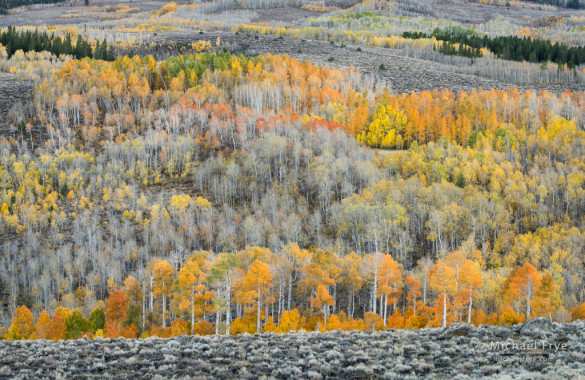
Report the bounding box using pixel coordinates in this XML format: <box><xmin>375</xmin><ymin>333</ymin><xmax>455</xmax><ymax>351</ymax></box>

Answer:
<box><xmin>34</xmin><ymin>310</ymin><xmax>52</xmax><ymax>339</ymax></box>
<box><xmin>377</xmin><ymin>254</ymin><xmax>403</xmax><ymax>326</ymax></box>
<box><xmin>105</xmin><ymin>290</ymin><xmax>128</xmax><ymax>338</ymax></box>
<box><xmin>503</xmin><ymin>263</ymin><xmax>541</xmax><ymax>319</ymax></box>
<box><xmin>48</xmin><ymin>312</ymin><xmax>68</xmax><ymax>341</ymax></box>
<box><xmin>459</xmin><ymin>260</ymin><xmax>483</xmax><ymax>324</ymax></box>
<box><xmin>310</xmin><ymin>284</ymin><xmax>335</xmax><ymax>328</ymax></box>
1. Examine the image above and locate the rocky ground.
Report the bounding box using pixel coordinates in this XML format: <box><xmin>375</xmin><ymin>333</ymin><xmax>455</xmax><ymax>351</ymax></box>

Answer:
<box><xmin>0</xmin><ymin>72</ymin><xmax>32</xmax><ymax>120</ymax></box>
<box><xmin>0</xmin><ymin>318</ymin><xmax>584</xmax><ymax>379</ymax></box>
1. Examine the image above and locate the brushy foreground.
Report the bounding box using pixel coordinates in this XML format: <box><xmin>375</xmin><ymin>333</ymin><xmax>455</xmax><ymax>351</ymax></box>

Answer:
<box><xmin>0</xmin><ymin>318</ymin><xmax>584</xmax><ymax>379</ymax></box>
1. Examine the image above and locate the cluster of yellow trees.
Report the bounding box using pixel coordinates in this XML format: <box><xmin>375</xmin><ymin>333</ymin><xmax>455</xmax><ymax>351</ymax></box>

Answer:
<box><xmin>233</xmin><ymin>23</ymin><xmax>442</xmax><ymax>54</ymax></box>
<box><xmin>5</xmin><ymin>245</ymin><xmax>585</xmax><ymax>340</ymax></box>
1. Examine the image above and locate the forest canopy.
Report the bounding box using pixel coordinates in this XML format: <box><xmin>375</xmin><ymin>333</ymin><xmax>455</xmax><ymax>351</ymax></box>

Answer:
<box><xmin>0</xmin><ymin>0</ymin><xmax>585</xmax><ymax>340</ymax></box>
<box><xmin>0</xmin><ymin>46</ymin><xmax>584</xmax><ymax>339</ymax></box>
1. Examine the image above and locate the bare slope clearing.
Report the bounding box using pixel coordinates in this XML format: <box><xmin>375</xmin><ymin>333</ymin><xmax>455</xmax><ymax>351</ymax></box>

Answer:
<box><xmin>0</xmin><ymin>0</ymin><xmax>191</xmax><ymax>27</ymax></box>
<box><xmin>141</xmin><ymin>31</ymin><xmax>585</xmax><ymax>93</ymax></box>
<box><xmin>0</xmin><ymin>72</ymin><xmax>31</xmax><ymax>120</ymax></box>
<box><xmin>400</xmin><ymin>0</ymin><xmax>582</xmax><ymax>24</ymax></box>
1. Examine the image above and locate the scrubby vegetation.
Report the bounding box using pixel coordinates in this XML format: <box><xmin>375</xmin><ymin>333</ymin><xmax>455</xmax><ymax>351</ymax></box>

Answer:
<box><xmin>2</xmin><ymin>321</ymin><xmax>585</xmax><ymax>378</ymax></box>
<box><xmin>0</xmin><ymin>0</ymin><xmax>62</xmax><ymax>15</ymax></box>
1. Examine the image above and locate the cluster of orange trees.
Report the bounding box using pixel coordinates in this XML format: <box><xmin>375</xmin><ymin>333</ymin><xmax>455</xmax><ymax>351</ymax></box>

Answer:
<box><xmin>5</xmin><ymin>246</ymin><xmax>585</xmax><ymax>340</ymax></box>
<box><xmin>1</xmin><ymin>50</ymin><xmax>585</xmax><ymax>338</ymax></box>
<box><xmin>26</xmin><ymin>51</ymin><xmax>585</xmax><ymax>151</ymax></box>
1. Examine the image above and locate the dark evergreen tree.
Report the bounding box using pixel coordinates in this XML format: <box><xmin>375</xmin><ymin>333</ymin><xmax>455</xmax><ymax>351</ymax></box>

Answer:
<box><xmin>0</xmin><ymin>26</ymin><xmax>113</xmax><ymax>60</ymax></box>
<box><xmin>402</xmin><ymin>28</ymin><xmax>585</xmax><ymax>66</ymax></box>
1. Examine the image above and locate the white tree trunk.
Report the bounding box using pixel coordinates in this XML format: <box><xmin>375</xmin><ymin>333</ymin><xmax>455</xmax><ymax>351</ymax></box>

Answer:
<box><xmin>226</xmin><ymin>277</ymin><xmax>231</xmax><ymax>335</ymax></box>
<box><xmin>383</xmin><ymin>294</ymin><xmax>388</xmax><ymax>327</ymax></box>
<box><xmin>467</xmin><ymin>285</ymin><xmax>473</xmax><ymax>324</ymax></box>
<box><xmin>191</xmin><ymin>284</ymin><xmax>195</xmax><ymax>335</ymax></box>
<box><xmin>287</xmin><ymin>274</ymin><xmax>292</xmax><ymax>310</ymax></box>
<box><xmin>412</xmin><ymin>294</ymin><xmax>417</xmax><ymax>316</ymax></box>
<box><xmin>215</xmin><ymin>309</ymin><xmax>220</xmax><ymax>335</ymax></box>
<box><xmin>442</xmin><ymin>293</ymin><xmax>447</xmax><ymax>328</ymax></box>
<box><xmin>142</xmin><ymin>287</ymin><xmax>146</xmax><ymax>330</ymax></box>
<box><xmin>526</xmin><ymin>286</ymin><xmax>532</xmax><ymax>319</ymax></box>
<box><xmin>162</xmin><ymin>291</ymin><xmax>167</xmax><ymax>329</ymax></box>
<box><xmin>257</xmin><ymin>286</ymin><xmax>262</xmax><ymax>333</ymax></box>
<box><xmin>423</xmin><ymin>270</ymin><xmax>427</xmax><ymax>304</ymax></box>
<box><xmin>149</xmin><ymin>277</ymin><xmax>154</xmax><ymax>312</ymax></box>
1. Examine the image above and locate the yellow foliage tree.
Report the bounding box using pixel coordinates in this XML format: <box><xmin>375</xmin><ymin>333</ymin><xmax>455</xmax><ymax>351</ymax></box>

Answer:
<box><xmin>358</xmin><ymin>104</ymin><xmax>407</xmax><ymax>149</ymax></box>
<box><xmin>6</xmin><ymin>306</ymin><xmax>35</xmax><ymax>340</ymax></box>
<box><xmin>429</xmin><ymin>260</ymin><xmax>457</xmax><ymax>328</ymax></box>
<box><xmin>153</xmin><ymin>260</ymin><xmax>174</xmax><ymax>329</ymax></box>
<box><xmin>238</xmin><ymin>260</ymin><xmax>273</xmax><ymax>333</ymax></box>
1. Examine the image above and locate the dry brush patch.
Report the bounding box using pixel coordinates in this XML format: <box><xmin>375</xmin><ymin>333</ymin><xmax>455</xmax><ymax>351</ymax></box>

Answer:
<box><xmin>0</xmin><ymin>319</ymin><xmax>584</xmax><ymax>379</ymax></box>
